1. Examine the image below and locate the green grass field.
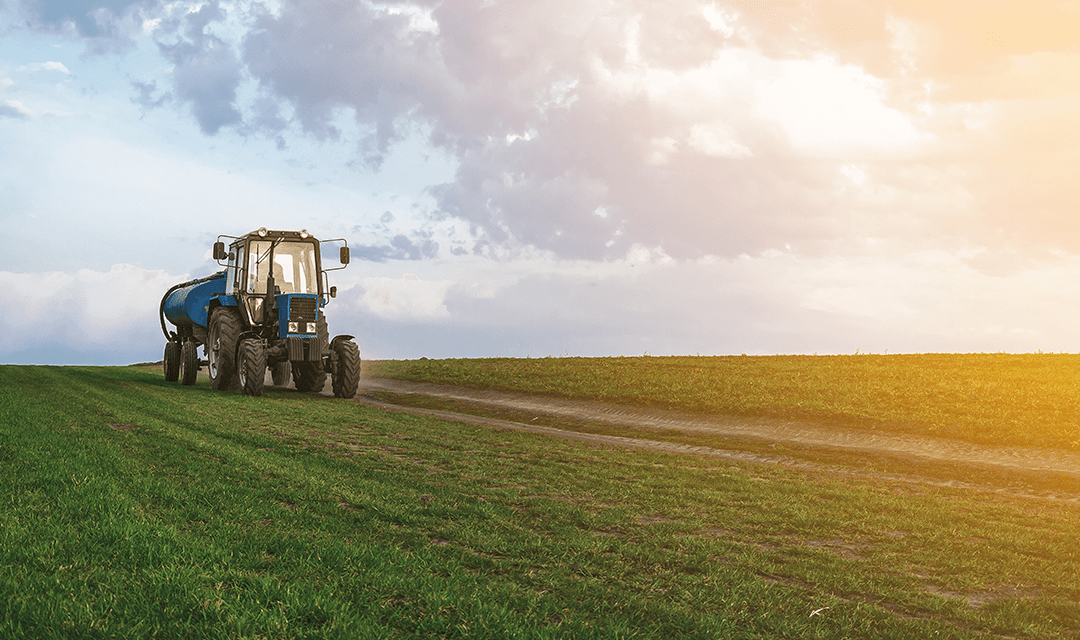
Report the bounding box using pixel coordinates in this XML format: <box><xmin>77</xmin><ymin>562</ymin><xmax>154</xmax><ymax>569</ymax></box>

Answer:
<box><xmin>1</xmin><ymin>363</ymin><xmax>1079</xmax><ymax>638</ymax></box>
<box><xmin>368</xmin><ymin>354</ymin><xmax>1080</xmax><ymax>450</ymax></box>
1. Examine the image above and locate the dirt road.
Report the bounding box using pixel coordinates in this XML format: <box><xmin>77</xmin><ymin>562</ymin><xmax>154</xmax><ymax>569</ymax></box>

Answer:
<box><xmin>355</xmin><ymin>377</ymin><xmax>1080</xmax><ymax>484</ymax></box>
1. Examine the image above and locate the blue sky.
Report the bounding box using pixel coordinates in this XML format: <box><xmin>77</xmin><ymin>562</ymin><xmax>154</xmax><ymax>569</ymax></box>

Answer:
<box><xmin>3</xmin><ymin>0</ymin><xmax>1080</xmax><ymax>364</ymax></box>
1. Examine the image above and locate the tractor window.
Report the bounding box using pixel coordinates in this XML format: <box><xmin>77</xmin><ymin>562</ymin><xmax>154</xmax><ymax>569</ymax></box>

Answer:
<box><xmin>226</xmin><ymin>243</ymin><xmax>244</xmax><ymax>293</ymax></box>
<box><xmin>246</xmin><ymin>240</ymin><xmax>318</xmax><ymax>295</ymax></box>
<box><xmin>246</xmin><ymin>242</ymin><xmax>267</xmax><ymax>293</ymax></box>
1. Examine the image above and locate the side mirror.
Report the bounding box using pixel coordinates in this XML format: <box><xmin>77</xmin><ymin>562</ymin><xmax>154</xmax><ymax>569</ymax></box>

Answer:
<box><xmin>330</xmin><ymin>286</ymin><xmax>337</xmax><ymax>298</ymax></box>
<box><xmin>213</xmin><ymin>241</ymin><xmax>227</xmax><ymax>261</ymax></box>
<box><xmin>339</xmin><ymin>246</ymin><xmax>350</xmax><ymax>265</ymax></box>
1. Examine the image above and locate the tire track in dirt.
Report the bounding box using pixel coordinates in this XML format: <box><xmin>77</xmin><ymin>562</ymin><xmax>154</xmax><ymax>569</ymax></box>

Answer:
<box><xmin>357</xmin><ymin>377</ymin><xmax>1080</xmax><ymax>499</ymax></box>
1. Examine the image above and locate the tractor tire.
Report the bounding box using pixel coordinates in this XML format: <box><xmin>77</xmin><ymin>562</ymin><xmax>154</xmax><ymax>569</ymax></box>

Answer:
<box><xmin>208</xmin><ymin>307</ymin><xmax>242</xmax><ymax>392</ymax></box>
<box><xmin>180</xmin><ymin>340</ymin><xmax>199</xmax><ymax>386</ymax></box>
<box><xmin>271</xmin><ymin>360</ymin><xmax>291</xmax><ymax>387</ymax></box>
<box><xmin>331</xmin><ymin>338</ymin><xmax>361</xmax><ymax>399</ymax></box>
<box><xmin>292</xmin><ymin>362</ymin><xmax>326</xmax><ymax>393</ymax></box>
<box><xmin>238</xmin><ymin>338</ymin><xmax>266</xmax><ymax>397</ymax></box>
<box><xmin>163</xmin><ymin>341</ymin><xmax>180</xmax><ymax>382</ymax></box>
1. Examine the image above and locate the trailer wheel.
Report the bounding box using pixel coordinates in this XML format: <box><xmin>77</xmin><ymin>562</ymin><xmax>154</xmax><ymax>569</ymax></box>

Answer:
<box><xmin>208</xmin><ymin>307</ymin><xmax>242</xmax><ymax>392</ymax></box>
<box><xmin>238</xmin><ymin>338</ymin><xmax>266</xmax><ymax>397</ymax></box>
<box><xmin>180</xmin><ymin>341</ymin><xmax>199</xmax><ymax>386</ymax></box>
<box><xmin>331</xmin><ymin>338</ymin><xmax>361</xmax><ymax>399</ymax></box>
<box><xmin>163</xmin><ymin>341</ymin><xmax>180</xmax><ymax>382</ymax></box>
<box><xmin>292</xmin><ymin>362</ymin><xmax>326</xmax><ymax>393</ymax></box>
<box><xmin>271</xmin><ymin>360</ymin><xmax>291</xmax><ymax>387</ymax></box>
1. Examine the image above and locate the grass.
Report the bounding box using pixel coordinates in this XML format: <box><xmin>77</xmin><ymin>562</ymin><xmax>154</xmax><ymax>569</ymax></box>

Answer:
<box><xmin>366</xmin><ymin>354</ymin><xmax>1080</xmax><ymax>451</ymax></box>
<box><xmin>1</xmin><ymin>364</ymin><xmax>1079</xmax><ymax>638</ymax></box>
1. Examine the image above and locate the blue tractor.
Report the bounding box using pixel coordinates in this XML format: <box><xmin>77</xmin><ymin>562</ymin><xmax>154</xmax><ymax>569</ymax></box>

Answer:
<box><xmin>159</xmin><ymin>228</ymin><xmax>360</xmax><ymax>398</ymax></box>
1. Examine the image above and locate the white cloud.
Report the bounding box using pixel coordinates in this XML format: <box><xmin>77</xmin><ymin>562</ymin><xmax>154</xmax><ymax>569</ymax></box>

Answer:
<box><xmin>0</xmin><ymin>98</ymin><xmax>32</xmax><ymax>119</ymax></box>
<box><xmin>18</xmin><ymin>61</ymin><xmax>71</xmax><ymax>74</ymax></box>
<box><xmin>687</xmin><ymin>122</ymin><xmax>752</xmax><ymax>158</ymax></box>
<box><xmin>356</xmin><ymin>274</ymin><xmax>454</xmax><ymax>321</ymax></box>
<box><xmin>350</xmin><ymin>245</ymin><xmax>1080</xmax><ymax>358</ymax></box>
<box><xmin>754</xmin><ymin>56</ymin><xmax>937</xmax><ymax>157</ymax></box>
<box><xmin>2</xmin><ymin>244</ymin><xmax>1078</xmax><ymax>365</ymax></box>
<box><xmin>839</xmin><ymin>163</ymin><xmax>867</xmax><ymax>185</ymax></box>
<box><xmin>371</xmin><ymin>2</ymin><xmax>439</xmax><ymax>34</ymax></box>
<box><xmin>600</xmin><ymin>46</ymin><xmax>933</xmax><ymax>159</ymax></box>
<box><xmin>784</xmin><ymin>249</ymin><xmax>1080</xmax><ymax>351</ymax></box>
<box><xmin>0</xmin><ymin>264</ymin><xmax>185</xmax><ymax>362</ymax></box>
<box><xmin>645</xmin><ymin>135</ymin><xmax>678</xmax><ymax>165</ymax></box>
<box><xmin>701</xmin><ymin>4</ymin><xmax>739</xmax><ymax>38</ymax></box>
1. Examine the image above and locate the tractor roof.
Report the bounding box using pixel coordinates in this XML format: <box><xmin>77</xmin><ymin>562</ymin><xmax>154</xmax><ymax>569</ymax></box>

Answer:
<box><xmin>238</xmin><ymin>228</ymin><xmax>318</xmax><ymax>241</ymax></box>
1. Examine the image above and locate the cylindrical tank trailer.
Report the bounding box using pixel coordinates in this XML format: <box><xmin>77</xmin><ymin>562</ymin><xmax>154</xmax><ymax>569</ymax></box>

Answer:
<box><xmin>162</xmin><ymin>272</ymin><xmax>225</xmax><ymax>339</ymax></box>
<box><xmin>159</xmin><ymin>228</ymin><xmax>360</xmax><ymax>398</ymax></box>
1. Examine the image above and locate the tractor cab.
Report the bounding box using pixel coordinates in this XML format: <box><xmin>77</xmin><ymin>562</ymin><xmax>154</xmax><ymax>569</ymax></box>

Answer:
<box><xmin>215</xmin><ymin>229</ymin><xmax>335</xmax><ymax>335</ymax></box>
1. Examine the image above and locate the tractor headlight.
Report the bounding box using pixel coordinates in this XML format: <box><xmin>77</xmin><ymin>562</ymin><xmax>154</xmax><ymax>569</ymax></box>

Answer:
<box><xmin>258</xmin><ymin>227</ymin><xmax>268</xmax><ymax>237</ymax></box>
<box><xmin>299</xmin><ymin>229</ymin><xmax>309</xmax><ymax>239</ymax></box>
<box><xmin>289</xmin><ymin>321</ymin><xmax>299</xmax><ymax>333</ymax></box>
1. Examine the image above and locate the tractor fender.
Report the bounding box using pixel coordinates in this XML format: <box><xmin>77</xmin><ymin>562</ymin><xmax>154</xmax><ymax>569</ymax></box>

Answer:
<box><xmin>208</xmin><ymin>295</ymin><xmax>246</xmax><ymax>329</ymax></box>
<box><xmin>325</xmin><ymin>335</ymin><xmax>357</xmax><ymax>372</ymax></box>
<box><xmin>206</xmin><ymin>295</ymin><xmax>238</xmax><ymax>316</ymax></box>
<box><xmin>208</xmin><ymin>295</ymin><xmax>239</xmax><ymax>311</ymax></box>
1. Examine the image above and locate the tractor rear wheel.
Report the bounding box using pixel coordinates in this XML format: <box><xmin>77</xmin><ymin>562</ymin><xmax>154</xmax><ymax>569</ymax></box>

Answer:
<box><xmin>292</xmin><ymin>362</ymin><xmax>326</xmax><ymax>393</ymax></box>
<box><xmin>238</xmin><ymin>338</ymin><xmax>266</xmax><ymax>397</ymax></box>
<box><xmin>331</xmin><ymin>338</ymin><xmax>361</xmax><ymax>399</ymax></box>
<box><xmin>208</xmin><ymin>307</ymin><xmax>242</xmax><ymax>391</ymax></box>
<box><xmin>180</xmin><ymin>341</ymin><xmax>199</xmax><ymax>386</ymax></box>
<box><xmin>271</xmin><ymin>360</ymin><xmax>291</xmax><ymax>387</ymax></box>
<box><xmin>163</xmin><ymin>341</ymin><xmax>180</xmax><ymax>382</ymax></box>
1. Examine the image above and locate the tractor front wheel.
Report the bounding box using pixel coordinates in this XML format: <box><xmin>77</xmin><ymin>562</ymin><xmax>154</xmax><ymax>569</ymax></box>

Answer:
<box><xmin>208</xmin><ymin>307</ymin><xmax>242</xmax><ymax>391</ymax></box>
<box><xmin>238</xmin><ymin>338</ymin><xmax>266</xmax><ymax>397</ymax></box>
<box><xmin>180</xmin><ymin>340</ymin><xmax>199</xmax><ymax>386</ymax></box>
<box><xmin>163</xmin><ymin>341</ymin><xmax>180</xmax><ymax>382</ymax></box>
<box><xmin>331</xmin><ymin>338</ymin><xmax>361</xmax><ymax>399</ymax></box>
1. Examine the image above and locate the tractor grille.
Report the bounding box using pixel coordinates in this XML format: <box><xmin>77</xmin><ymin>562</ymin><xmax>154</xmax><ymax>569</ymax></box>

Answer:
<box><xmin>289</xmin><ymin>296</ymin><xmax>317</xmax><ymax>323</ymax></box>
<box><xmin>288</xmin><ymin>337</ymin><xmax>322</xmax><ymax>361</ymax></box>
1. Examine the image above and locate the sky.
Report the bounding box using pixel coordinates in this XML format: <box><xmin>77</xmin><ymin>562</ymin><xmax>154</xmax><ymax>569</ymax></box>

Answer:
<box><xmin>3</xmin><ymin>0</ymin><xmax>1080</xmax><ymax>365</ymax></box>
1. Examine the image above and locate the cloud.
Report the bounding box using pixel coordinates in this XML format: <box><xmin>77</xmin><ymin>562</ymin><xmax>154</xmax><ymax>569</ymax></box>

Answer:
<box><xmin>0</xmin><ymin>264</ymin><xmax>184</xmax><ymax>364</ymax></box>
<box><xmin>131</xmin><ymin>79</ymin><xmax>171</xmax><ymax>109</ymax></box>
<box><xmin>21</xmin><ymin>0</ymin><xmax>154</xmax><ymax>51</ymax></box>
<box><xmin>0</xmin><ymin>99</ymin><xmax>32</xmax><ymax>119</ymax></box>
<box><xmin>353</xmin><ymin>273</ymin><xmax>453</xmax><ymax>321</ymax></box>
<box><xmin>1</xmin><ymin>247</ymin><xmax>1077</xmax><ymax>366</ymax></box>
<box><xmin>354</xmin><ymin>234</ymin><xmax>439</xmax><ymax>262</ymax></box>
<box><xmin>242</xmin><ymin>0</ymin><xmax>444</xmax><ymax>161</ymax></box>
<box><xmin>233</xmin><ymin>0</ymin><xmax>955</xmax><ymax>261</ymax></box>
<box><xmin>17</xmin><ymin>61</ymin><xmax>70</xmax><ymax>73</ymax></box>
<box><xmin>156</xmin><ymin>2</ymin><xmax>242</xmax><ymax>134</ymax></box>
<box><xmin>21</xmin><ymin>0</ymin><xmax>1076</xmax><ymax>265</ymax></box>
<box><xmin>338</xmin><ymin>246</ymin><xmax>1080</xmax><ymax>359</ymax></box>
<box><xmin>10</xmin><ymin>0</ymin><xmax>1079</xmax><ymax>264</ymax></box>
